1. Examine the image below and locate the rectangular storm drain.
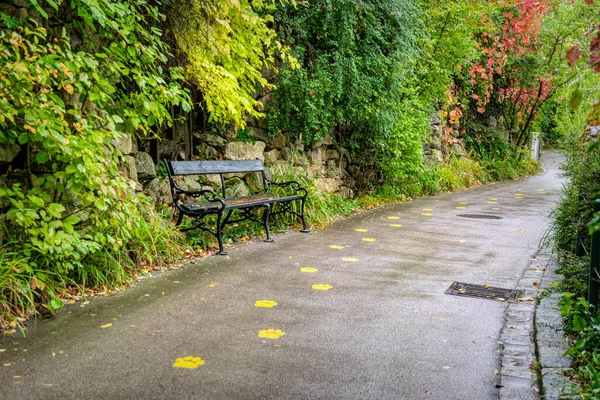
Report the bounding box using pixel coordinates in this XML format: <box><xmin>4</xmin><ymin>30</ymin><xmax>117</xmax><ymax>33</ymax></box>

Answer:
<box><xmin>445</xmin><ymin>281</ymin><xmax>523</xmax><ymax>302</ymax></box>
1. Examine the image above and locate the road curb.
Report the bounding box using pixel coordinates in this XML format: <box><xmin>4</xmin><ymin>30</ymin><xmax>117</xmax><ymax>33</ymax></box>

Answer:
<box><xmin>498</xmin><ymin>248</ymin><xmax>574</xmax><ymax>400</ymax></box>
<box><xmin>498</xmin><ymin>249</ymin><xmax>547</xmax><ymax>399</ymax></box>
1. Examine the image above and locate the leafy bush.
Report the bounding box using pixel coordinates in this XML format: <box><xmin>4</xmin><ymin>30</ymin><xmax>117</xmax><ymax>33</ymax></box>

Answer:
<box><xmin>0</xmin><ymin>0</ymin><xmax>189</xmax><ymax>328</ymax></box>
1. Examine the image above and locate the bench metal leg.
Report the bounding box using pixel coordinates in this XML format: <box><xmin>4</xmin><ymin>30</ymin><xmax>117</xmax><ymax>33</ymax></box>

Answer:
<box><xmin>263</xmin><ymin>204</ymin><xmax>274</xmax><ymax>243</ymax></box>
<box><xmin>299</xmin><ymin>197</ymin><xmax>310</xmax><ymax>233</ymax></box>
<box><xmin>216</xmin><ymin>210</ymin><xmax>227</xmax><ymax>256</ymax></box>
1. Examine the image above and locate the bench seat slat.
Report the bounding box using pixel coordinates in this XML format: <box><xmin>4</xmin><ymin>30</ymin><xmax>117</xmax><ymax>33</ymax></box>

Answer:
<box><xmin>181</xmin><ymin>193</ymin><xmax>304</xmax><ymax>213</ymax></box>
<box><xmin>170</xmin><ymin>160</ymin><xmax>265</xmax><ymax>175</ymax></box>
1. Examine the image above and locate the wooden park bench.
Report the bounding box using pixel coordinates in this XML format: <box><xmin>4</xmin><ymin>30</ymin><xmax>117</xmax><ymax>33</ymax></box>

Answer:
<box><xmin>165</xmin><ymin>159</ymin><xmax>310</xmax><ymax>255</ymax></box>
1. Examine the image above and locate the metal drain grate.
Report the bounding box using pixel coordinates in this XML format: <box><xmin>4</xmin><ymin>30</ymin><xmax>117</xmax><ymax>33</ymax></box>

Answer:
<box><xmin>457</xmin><ymin>214</ymin><xmax>503</xmax><ymax>220</ymax></box>
<box><xmin>445</xmin><ymin>281</ymin><xmax>522</xmax><ymax>302</ymax></box>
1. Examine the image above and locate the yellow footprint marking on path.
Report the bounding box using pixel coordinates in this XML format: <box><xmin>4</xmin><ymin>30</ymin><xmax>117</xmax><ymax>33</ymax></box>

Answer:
<box><xmin>421</xmin><ymin>213</ymin><xmax>433</xmax><ymax>217</ymax></box>
<box><xmin>488</xmin><ymin>198</ymin><xmax>497</xmax><ymax>201</ymax></box>
<box><xmin>100</xmin><ymin>323</ymin><xmax>112</xmax><ymax>329</ymax></box>
<box><xmin>423</xmin><ymin>208</ymin><xmax>433</xmax><ymax>211</ymax></box>
<box><xmin>355</xmin><ymin>228</ymin><xmax>368</xmax><ymax>232</ymax></box>
<box><xmin>301</xmin><ymin>267</ymin><xmax>318</xmax><ymax>273</ymax></box>
<box><xmin>362</xmin><ymin>238</ymin><xmax>376</xmax><ymax>242</ymax></box>
<box><xmin>342</xmin><ymin>257</ymin><xmax>358</xmax><ymax>262</ymax></box>
<box><xmin>456</xmin><ymin>206</ymin><xmax>466</xmax><ymax>209</ymax></box>
<box><xmin>258</xmin><ymin>329</ymin><xmax>285</xmax><ymax>339</ymax></box>
<box><xmin>387</xmin><ymin>216</ymin><xmax>399</xmax><ymax>220</ymax></box>
<box><xmin>514</xmin><ymin>194</ymin><xmax>524</xmax><ymax>198</ymax></box>
<box><xmin>312</xmin><ymin>284</ymin><xmax>333</xmax><ymax>291</ymax></box>
<box><xmin>488</xmin><ymin>201</ymin><xmax>497</xmax><ymax>204</ymax></box>
<box><xmin>173</xmin><ymin>356</ymin><xmax>205</xmax><ymax>369</ymax></box>
<box><xmin>458</xmin><ymin>201</ymin><xmax>469</xmax><ymax>205</ymax></box>
<box><xmin>329</xmin><ymin>245</ymin><xmax>345</xmax><ymax>249</ymax></box>
<box><xmin>255</xmin><ymin>300</ymin><xmax>278</xmax><ymax>308</ymax></box>
<box><xmin>390</xmin><ymin>224</ymin><xmax>403</xmax><ymax>227</ymax></box>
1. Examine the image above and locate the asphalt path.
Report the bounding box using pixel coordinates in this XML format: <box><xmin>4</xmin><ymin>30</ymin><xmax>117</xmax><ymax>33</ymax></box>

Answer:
<box><xmin>0</xmin><ymin>152</ymin><xmax>565</xmax><ymax>400</ymax></box>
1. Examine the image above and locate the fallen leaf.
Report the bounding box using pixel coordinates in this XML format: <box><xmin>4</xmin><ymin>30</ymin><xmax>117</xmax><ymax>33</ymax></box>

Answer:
<box><xmin>483</xmin><ymin>284</ymin><xmax>489</xmax><ymax>289</ymax></box>
<box><xmin>208</xmin><ymin>282</ymin><xmax>218</xmax><ymax>287</ymax></box>
<box><xmin>518</xmin><ymin>297</ymin><xmax>535</xmax><ymax>302</ymax></box>
<box><xmin>300</xmin><ymin>267</ymin><xmax>318</xmax><ymax>273</ymax></box>
<box><xmin>494</xmin><ymin>369</ymin><xmax>500</xmax><ymax>375</ymax></box>
<box><xmin>519</xmin><ymin>229</ymin><xmax>526</xmax><ymax>234</ymax></box>
<box><xmin>514</xmin><ymin>194</ymin><xmax>524</xmax><ymax>198</ymax></box>
<box><xmin>342</xmin><ymin>257</ymin><xmax>358</xmax><ymax>262</ymax></box>
<box><xmin>173</xmin><ymin>356</ymin><xmax>205</xmax><ymax>369</ymax></box>
<box><xmin>355</xmin><ymin>228</ymin><xmax>368</xmax><ymax>232</ymax></box>
<box><xmin>42</xmin><ymin>384</ymin><xmax>53</xmax><ymax>387</ymax></box>
<box><xmin>3</xmin><ymin>363</ymin><xmax>11</xmax><ymax>367</ymax></box>
<box><xmin>362</xmin><ymin>238</ymin><xmax>376</xmax><ymax>242</ymax></box>
<box><xmin>13</xmin><ymin>375</ymin><xmax>21</xmax><ymax>378</ymax></box>
<box><xmin>533</xmin><ymin>281</ymin><xmax>540</xmax><ymax>287</ymax></box>
<box><xmin>100</xmin><ymin>323</ymin><xmax>113</xmax><ymax>328</ymax></box>
<box><xmin>0</xmin><ymin>349</ymin><xmax>5</xmax><ymax>352</ymax></box>
<box><xmin>258</xmin><ymin>329</ymin><xmax>285</xmax><ymax>339</ymax></box>
<box><xmin>312</xmin><ymin>284</ymin><xmax>333</xmax><ymax>291</ymax></box>
<box><xmin>255</xmin><ymin>300</ymin><xmax>278</xmax><ymax>308</ymax></box>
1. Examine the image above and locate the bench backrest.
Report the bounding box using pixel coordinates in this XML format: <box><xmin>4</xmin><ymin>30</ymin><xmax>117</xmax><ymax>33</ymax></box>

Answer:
<box><xmin>167</xmin><ymin>160</ymin><xmax>265</xmax><ymax>175</ymax></box>
<box><xmin>166</xmin><ymin>159</ymin><xmax>268</xmax><ymax>199</ymax></box>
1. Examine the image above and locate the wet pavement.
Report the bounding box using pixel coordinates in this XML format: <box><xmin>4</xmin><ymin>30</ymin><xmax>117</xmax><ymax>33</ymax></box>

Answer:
<box><xmin>0</xmin><ymin>152</ymin><xmax>566</xmax><ymax>400</ymax></box>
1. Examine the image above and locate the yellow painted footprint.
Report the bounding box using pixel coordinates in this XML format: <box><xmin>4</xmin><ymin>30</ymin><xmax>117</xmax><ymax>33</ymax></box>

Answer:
<box><xmin>173</xmin><ymin>356</ymin><xmax>205</xmax><ymax>369</ymax></box>
<box><xmin>312</xmin><ymin>284</ymin><xmax>333</xmax><ymax>291</ymax></box>
<box><xmin>258</xmin><ymin>329</ymin><xmax>285</xmax><ymax>339</ymax></box>
<box><xmin>342</xmin><ymin>257</ymin><xmax>358</xmax><ymax>262</ymax></box>
<box><xmin>255</xmin><ymin>300</ymin><xmax>278</xmax><ymax>308</ymax></box>
<box><xmin>355</xmin><ymin>228</ymin><xmax>368</xmax><ymax>233</ymax></box>
<box><xmin>300</xmin><ymin>267</ymin><xmax>318</xmax><ymax>273</ymax></box>
<box><xmin>421</xmin><ymin>213</ymin><xmax>433</xmax><ymax>217</ymax></box>
<box><xmin>362</xmin><ymin>238</ymin><xmax>376</xmax><ymax>242</ymax></box>
<box><xmin>329</xmin><ymin>245</ymin><xmax>344</xmax><ymax>249</ymax></box>
<box><xmin>456</xmin><ymin>207</ymin><xmax>466</xmax><ymax>209</ymax></box>
<box><xmin>387</xmin><ymin>216</ymin><xmax>399</xmax><ymax>220</ymax></box>
<box><xmin>423</xmin><ymin>208</ymin><xmax>433</xmax><ymax>211</ymax></box>
<box><xmin>458</xmin><ymin>201</ymin><xmax>469</xmax><ymax>205</ymax></box>
<box><xmin>390</xmin><ymin>224</ymin><xmax>403</xmax><ymax>227</ymax></box>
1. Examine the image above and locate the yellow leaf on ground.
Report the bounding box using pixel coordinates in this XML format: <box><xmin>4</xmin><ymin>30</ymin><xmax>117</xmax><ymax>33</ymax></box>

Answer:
<box><xmin>355</xmin><ymin>228</ymin><xmax>368</xmax><ymax>232</ymax></box>
<box><xmin>300</xmin><ymin>267</ymin><xmax>318</xmax><ymax>273</ymax></box>
<box><xmin>312</xmin><ymin>284</ymin><xmax>333</xmax><ymax>291</ymax></box>
<box><xmin>255</xmin><ymin>300</ymin><xmax>278</xmax><ymax>308</ymax></box>
<box><xmin>208</xmin><ymin>282</ymin><xmax>218</xmax><ymax>287</ymax></box>
<box><xmin>387</xmin><ymin>216</ymin><xmax>399</xmax><ymax>220</ymax></box>
<box><xmin>8</xmin><ymin>320</ymin><xmax>16</xmax><ymax>327</ymax></box>
<box><xmin>483</xmin><ymin>284</ymin><xmax>489</xmax><ymax>289</ymax></box>
<box><xmin>362</xmin><ymin>238</ymin><xmax>376</xmax><ymax>242</ymax></box>
<box><xmin>342</xmin><ymin>257</ymin><xmax>358</xmax><ymax>262</ymax></box>
<box><xmin>329</xmin><ymin>245</ymin><xmax>344</xmax><ymax>249</ymax></box>
<box><xmin>390</xmin><ymin>224</ymin><xmax>403</xmax><ymax>227</ymax></box>
<box><xmin>519</xmin><ymin>229</ymin><xmax>526</xmax><ymax>234</ymax></box>
<box><xmin>173</xmin><ymin>356</ymin><xmax>205</xmax><ymax>369</ymax></box>
<box><xmin>100</xmin><ymin>323</ymin><xmax>113</xmax><ymax>329</ymax></box>
<box><xmin>258</xmin><ymin>329</ymin><xmax>285</xmax><ymax>339</ymax></box>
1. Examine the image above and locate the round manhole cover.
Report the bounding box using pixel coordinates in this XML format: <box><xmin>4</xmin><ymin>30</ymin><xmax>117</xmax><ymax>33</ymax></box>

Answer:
<box><xmin>457</xmin><ymin>214</ymin><xmax>503</xmax><ymax>220</ymax></box>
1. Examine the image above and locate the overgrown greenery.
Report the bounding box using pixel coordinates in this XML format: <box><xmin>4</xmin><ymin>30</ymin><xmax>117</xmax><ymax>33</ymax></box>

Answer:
<box><xmin>0</xmin><ymin>0</ymin><xmax>190</xmax><ymax>328</ymax></box>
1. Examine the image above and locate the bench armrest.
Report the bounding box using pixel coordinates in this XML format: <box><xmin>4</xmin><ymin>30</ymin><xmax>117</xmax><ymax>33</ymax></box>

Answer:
<box><xmin>171</xmin><ymin>183</ymin><xmax>226</xmax><ymax>209</ymax></box>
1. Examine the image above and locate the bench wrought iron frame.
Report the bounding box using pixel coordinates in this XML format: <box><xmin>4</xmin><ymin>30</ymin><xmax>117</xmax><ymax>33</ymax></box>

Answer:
<box><xmin>166</xmin><ymin>159</ymin><xmax>309</xmax><ymax>255</ymax></box>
